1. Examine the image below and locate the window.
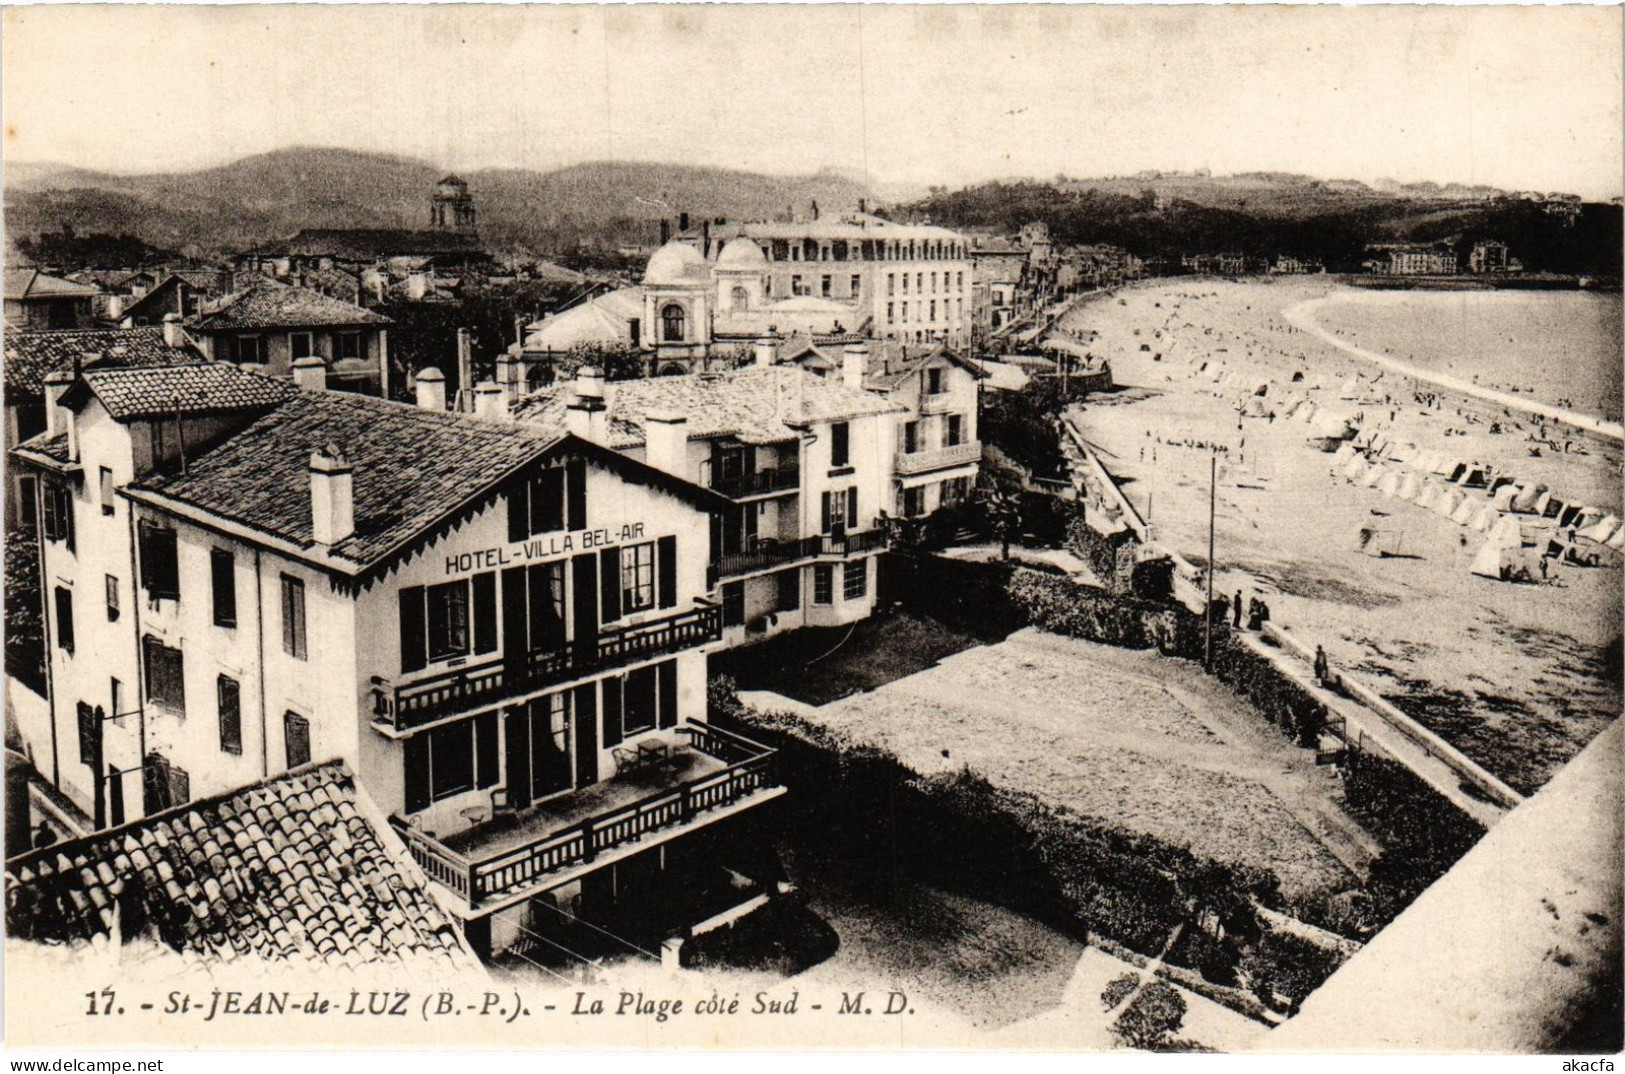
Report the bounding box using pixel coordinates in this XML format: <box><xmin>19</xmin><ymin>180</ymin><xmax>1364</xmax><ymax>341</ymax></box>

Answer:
<box><xmin>211</xmin><ymin>549</ymin><xmax>236</xmax><ymax>626</ymax></box>
<box><xmin>54</xmin><ymin>587</ymin><xmax>74</xmax><ymax>653</ymax></box>
<box><xmin>887</xmin><ymin>273</ymin><xmax>895</xmax><ymax>297</ymax></box>
<box><xmin>927</xmin><ymin>368</ymin><xmax>945</xmax><ymax>395</ymax></box>
<box><xmin>931</xmin><ymin>272</ymin><xmax>938</xmax><ymax>292</ymax></box>
<box><xmin>407</xmin><ymin>714</ymin><xmax>498</xmax><ymax>806</ymax></box>
<box><xmin>218</xmin><ymin>676</ymin><xmax>242</xmax><ymax>755</ymax></box>
<box><xmin>622</xmin><ymin>666</ymin><xmax>659</xmax><ymax>736</ymax></box>
<box><xmin>42</xmin><ymin>482</ymin><xmax>72</xmax><ymax>548</ymax></box>
<box><xmin>143</xmin><ymin>635</ymin><xmax>185</xmax><ymax>714</ymax></box>
<box><xmin>843</xmin><ymin>560</ymin><xmax>868</xmax><ymax>601</ymax></box>
<box><xmin>930</xmin><ymin>300</ymin><xmax>937</xmax><ymax>321</ymax></box>
<box><xmin>280</xmin><ymin>575</ymin><xmax>306</xmax><ymax>660</ymax></box>
<box><xmin>17</xmin><ymin>475</ymin><xmax>38</xmax><ymax>533</ymax></box>
<box><xmin>425</xmin><ymin>579</ymin><xmax>469</xmax><ymax>660</ymax></box>
<box><xmin>336</xmin><ymin>332</ymin><xmax>362</xmax><ymax>361</ymax></box>
<box><xmin>721</xmin><ymin>581</ymin><xmax>745</xmax><ymax>628</ymax></box>
<box><xmin>850</xmin><ymin>274</ymin><xmax>861</xmax><ymax>297</ymax></box>
<box><xmin>138</xmin><ymin>521</ymin><xmax>179</xmax><ymax>600</ymax></box>
<box><xmin>887</xmin><ymin>302</ymin><xmax>895</xmax><ymax>324</ymax></box>
<box><xmin>661</xmin><ymin>303</ymin><xmax>686</xmax><ymax>343</ymax></box>
<box><xmin>284</xmin><ymin>712</ymin><xmax>311</xmax><ymax>769</ymax></box>
<box><xmin>528</xmin><ymin>469</ymin><xmax>566</xmax><ymax>534</ymax></box>
<box><xmin>621</xmin><ymin>541</ymin><xmax>656</xmax><ymax>613</ymax></box>
<box><xmin>99</xmin><ymin>467</ymin><xmax>115</xmax><ymax>516</ymax></box>
<box><xmin>104</xmin><ymin>574</ymin><xmax>119</xmax><ymax>621</ymax></box>
<box><xmin>290</xmin><ymin>332</ymin><xmax>315</xmax><ymax>359</ymax></box>
<box><xmin>947</xmin><ymin>414</ymin><xmax>964</xmax><ymax>446</ymax></box>
<box><xmin>821</xmin><ymin>275</ymin><xmax>832</xmax><ymax>298</ymax></box>
<box><xmin>821</xmin><ymin>488</ymin><xmax>858</xmax><ymax>535</ymax></box>
<box><xmin>399</xmin><ymin>574</ymin><xmax>496</xmax><ymax>672</ymax></box>
<box><xmin>791</xmin><ymin>275</ymin><xmax>808</xmax><ymax>296</ymax></box>
<box><xmin>903</xmin><ymin>486</ymin><xmax>925</xmax><ymax>518</ymax></box>
<box><xmin>901</xmin><ymin>301</ymin><xmax>909</xmax><ymax>322</ymax></box>
<box><xmin>776</xmin><ymin>568</ymin><xmax>801</xmax><ymax>611</ymax></box>
<box><xmin>916</xmin><ymin>273</ymin><xmax>923</xmax><ymax>292</ymax></box>
<box><xmin>813</xmin><ymin>564</ymin><xmax>834</xmax><ymax>605</ymax></box>
<box><xmin>731</xmin><ymin>285</ymin><xmax>750</xmax><ymax>310</ymax></box>
<box><xmin>830</xmin><ymin>421</ymin><xmax>850</xmax><ymax>467</ymax></box>
<box><xmin>903</xmin><ymin>421</ymin><xmax>919</xmax><ymax>454</ymax></box>
<box><xmin>233</xmin><ymin>335</ymin><xmax>267</xmax><ymax>364</ymax></box>
<box><xmin>901</xmin><ymin>274</ymin><xmax>909</xmax><ymax>294</ymax></box>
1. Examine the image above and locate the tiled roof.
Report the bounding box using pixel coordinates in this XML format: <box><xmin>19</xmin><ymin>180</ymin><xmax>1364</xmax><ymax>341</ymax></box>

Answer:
<box><xmin>251</xmin><ymin>228</ymin><xmax>486</xmax><ymax>261</ymax></box>
<box><xmin>511</xmin><ymin>365</ymin><xmax>905</xmax><ymax>449</ymax></box>
<box><xmin>189</xmin><ymin>280</ymin><xmax>392</xmax><ymax>332</ymax></box>
<box><xmin>136</xmin><ymin>390</ymin><xmax>556</xmax><ymax>566</ymax></box>
<box><xmin>4</xmin><ymin>326</ymin><xmax>206</xmax><ymax>399</ymax></box>
<box><xmin>62</xmin><ymin>363</ymin><xmax>296</xmax><ymax>422</ymax></box>
<box><xmin>4</xmin><ymin>269</ymin><xmax>102</xmax><ymax>301</ymax></box>
<box><xmin>12</xmin><ymin>430</ymin><xmax>74</xmax><ymax>467</ymax></box>
<box><xmin>4</xmin><ymin>762</ymin><xmax>473</xmax><ymax>968</ymax></box>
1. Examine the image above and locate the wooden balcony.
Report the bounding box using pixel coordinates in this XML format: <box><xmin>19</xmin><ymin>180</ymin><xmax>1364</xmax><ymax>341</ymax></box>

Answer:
<box><xmin>917</xmin><ymin>392</ymin><xmax>958</xmax><ymax>415</ymax></box>
<box><xmin>392</xmin><ymin>721</ymin><xmax>782</xmax><ymax>911</ymax></box>
<box><xmin>895</xmin><ymin>440</ymin><xmax>982</xmax><ymax>475</ymax></box>
<box><xmin>372</xmin><ymin>602</ymin><xmax>721</xmax><ymax>733</ymax></box>
<box><xmin>711</xmin><ymin>528</ymin><xmax>888</xmax><ymax>581</ymax></box>
<box><xmin>710</xmin><ymin>464</ymin><xmax>801</xmax><ymax>499</ymax></box>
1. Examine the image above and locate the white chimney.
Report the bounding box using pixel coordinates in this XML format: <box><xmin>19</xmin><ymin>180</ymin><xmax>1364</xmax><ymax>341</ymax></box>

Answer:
<box><xmin>43</xmin><ymin>370</ymin><xmax>74</xmax><ymax>439</ymax></box>
<box><xmin>643</xmin><ymin>407</ymin><xmax>690</xmax><ymax>477</ymax></box>
<box><xmin>161</xmin><ymin>313</ymin><xmax>186</xmax><ymax>349</ymax></box>
<box><xmin>842</xmin><ymin>343</ymin><xmax>869</xmax><ymax>391</ymax></box>
<box><xmin>754</xmin><ymin>333</ymin><xmax>780</xmax><ymax>369</ymax></box>
<box><xmin>473</xmin><ymin>380</ymin><xmax>508</xmax><ymax>422</ymax></box>
<box><xmin>414</xmin><ymin>366</ymin><xmax>447</xmax><ymax>412</ymax></box>
<box><xmin>566</xmin><ymin>365</ymin><xmax>608</xmax><ymax>443</ymax></box>
<box><xmin>309</xmin><ymin>443</ymin><xmax>354</xmax><ymax>546</ymax></box>
<box><xmin>455</xmin><ymin>328</ymin><xmax>474</xmax><ymax>410</ymax></box>
<box><xmin>292</xmin><ymin>355</ymin><xmax>327</xmax><ymax>391</ymax></box>
<box><xmin>496</xmin><ymin>343</ymin><xmax>524</xmax><ymax>392</ymax></box>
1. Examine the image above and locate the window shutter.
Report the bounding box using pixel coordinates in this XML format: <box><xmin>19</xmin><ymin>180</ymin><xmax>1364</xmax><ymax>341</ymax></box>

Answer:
<box><xmin>507</xmin><ymin>474</ymin><xmax>529</xmax><ymax>542</ymax></box>
<box><xmin>847</xmin><ymin>487</ymin><xmax>859</xmax><ymax>529</ymax></box>
<box><xmin>54</xmin><ymin>587</ymin><xmax>74</xmax><ymax>653</ymax></box>
<box><xmin>566</xmin><ymin>459</ymin><xmax>587</xmax><ymax>531</ymax></box>
<box><xmin>598</xmin><ymin>548</ymin><xmax>620</xmax><ymax>624</ymax></box>
<box><xmin>656</xmin><ymin>536</ymin><xmax>677</xmax><ymax>609</ymax></box>
<box><xmin>601</xmin><ymin>676</ymin><xmax>624</xmax><ymax>747</ymax></box>
<box><xmin>657</xmin><ymin>660</ymin><xmax>678</xmax><ymax>729</ymax></box>
<box><xmin>211</xmin><ymin>549</ymin><xmax>237</xmax><ymax>626</ymax></box>
<box><xmin>821</xmin><ymin>491</ymin><xmax>833</xmax><ymax>534</ymax></box>
<box><xmin>471</xmin><ymin>572</ymin><xmax>497</xmax><ymax>654</ymax></box>
<box><xmin>168</xmin><ymin>766</ymin><xmax>190</xmax><ymax>807</ymax></box>
<box><xmin>399</xmin><ymin>586</ymin><xmax>426</xmax><ymax>673</ymax></box>
<box><xmin>284</xmin><ymin>713</ymin><xmax>310</xmax><ymax>769</ymax></box>
<box><xmin>404</xmin><ymin>735</ymin><xmax>430</xmax><ymax>813</ymax></box>
<box><xmin>474</xmin><ymin>712</ymin><xmax>499</xmax><ymax>789</ymax></box>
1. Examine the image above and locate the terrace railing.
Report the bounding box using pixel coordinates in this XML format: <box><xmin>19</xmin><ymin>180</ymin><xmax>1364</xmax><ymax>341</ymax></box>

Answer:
<box><xmin>712</xmin><ymin>529</ymin><xmax>888</xmax><ymax>581</ymax></box>
<box><xmin>895</xmin><ymin>440</ymin><xmax>982</xmax><ymax>476</ymax></box>
<box><xmin>710</xmin><ymin>464</ymin><xmax>801</xmax><ymax>498</ymax></box>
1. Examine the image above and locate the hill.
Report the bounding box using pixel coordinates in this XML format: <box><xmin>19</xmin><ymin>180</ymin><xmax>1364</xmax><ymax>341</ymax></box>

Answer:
<box><xmin>3</xmin><ymin>147</ymin><xmax>910</xmax><ymax>259</ymax></box>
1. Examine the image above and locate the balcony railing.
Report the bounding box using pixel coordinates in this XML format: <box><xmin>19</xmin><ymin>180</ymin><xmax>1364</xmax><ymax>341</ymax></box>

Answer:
<box><xmin>373</xmin><ymin>602</ymin><xmax>722</xmax><ymax>733</ymax></box>
<box><xmin>895</xmin><ymin>440</ymin><xmax>982</xmax><ymax>475</ymax></box>
<box><xmin>918</xmin><ymin>392</ymin><xmax>958</xmax><ymax>414</ymax></box>
<box><xmin>710</xmin><ymin>464</ymin><xmax>801</xmax><ymax>498</ymax></box>
<box><xmin>392</xmin><ymin>721</ymin><xmax>780</xmax><ymax>910</ymax></box>
<box><xmin>712</xmin><ymin>529</ymin><xmax>888</xmax><ymax>581</ymax></box>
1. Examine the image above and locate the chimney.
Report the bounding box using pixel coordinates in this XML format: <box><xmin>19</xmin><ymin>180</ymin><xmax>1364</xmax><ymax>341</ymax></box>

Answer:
<box><xmin>292</xmin><ymin>356</ymin><xmax>327</xmax><ymax>391</ymax></box>
<box><xmin>496</xmin><ymin>344</ymin><xmax>524</xmax><ymax>393</ymax></box>
<box><xmin>161</xmin><ymin>313</ymin><xmax>186</xmax><ymax>349</ymax></box>
<box><xmin>473</xmin><ymin>380</ymin><xmax>508</xmax><ymax>422</ymax></box>
<box><xmin>754</xmin><ymin>332</ymin><xmax>780</xmax><ymax>369</ymax></box>
<box><xmin>414</xmin><ymin>366</ymin><xmax>447</xmax><ymax>411</ymax></box>
<box><xmin>565</xmin><ymin>365</ymin><xmax>608</xmax><ymax>443</ymax></box>
<box><xmin>643</xmin><ymin>407</ymin><xmax>690</xmax><ymax>478</ymax></box>
<box><xmin>455</xmin><ymin>328</ymin><xmax>474</xmax><ymax>410</ymax></box>
<box><xmin>660</xmin><ymin>219</ymin><xmax>670</xmax><ymax>245</ymax></box>
<box><xmin>842</xmin><ymin>342</ymin><xmax>869</xmax><ymax>391</ymax></box>
<box><xmin>43</xmin><ymin>369</ymin><xmax>74</xmax><ymax>439</ymax></box>
<box><xmin>309</xmin><ymin>443</ymin><xmax>354</xmax><ymax>546</ymax></box>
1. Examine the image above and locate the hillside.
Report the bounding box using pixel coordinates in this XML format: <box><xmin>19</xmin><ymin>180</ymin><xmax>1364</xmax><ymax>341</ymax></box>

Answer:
<box><xmin>4</xmin><ymin>148</ymin><xmax>907</xmax><ymax>259</ymax></box>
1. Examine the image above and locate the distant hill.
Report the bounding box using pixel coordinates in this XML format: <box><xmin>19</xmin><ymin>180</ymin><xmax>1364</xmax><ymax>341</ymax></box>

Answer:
<box><xmin>4</xmin><ymin>147</ymin><xmax>915</xmax><ymax>260</ymax></box>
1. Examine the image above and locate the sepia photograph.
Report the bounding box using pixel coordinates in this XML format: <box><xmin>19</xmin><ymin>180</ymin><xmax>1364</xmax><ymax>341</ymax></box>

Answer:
<box><xmin>1</xmin><ymin>1</ymin><xmax>1620</xmax><ymax>1057</ymax></box>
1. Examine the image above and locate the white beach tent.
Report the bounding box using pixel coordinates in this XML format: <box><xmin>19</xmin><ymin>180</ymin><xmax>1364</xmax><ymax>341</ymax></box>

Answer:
<box><xmin>1342</xmin><ymin>455</ymin><xmax>1368</xmax><ymax>481</ymax></box>
<box><xmin>1471</xmin><ymin>504</ymin><xmax>1501</xmax><ymax>533</ymax></box>
<box><xmin>1489</xmin><ymin>514</ymin><xmax>1538</xmax><ymax>549</ymax></box>
<box><xmin>1333</xmin><ymin>442</ymin><xmax>1358</xmax><ymax>465</ymax></box>
<box><xmin>1415</xmin><ymin>482</ymin><xmax>1443</xmax><ymax>510</ymax></box>
<box><xmin>1511</xmin><ymin>484</ymin><xmax>1547</xmax><ymax>513</ymax></box>
<box><xmin>1434</xmin><ymin>488</ymin><xmax>1466</xmax><ymax>519</ymax></box>
<box><xmin>1532</xmin><ymin>491</ymin><xmax>1554</xmax><ymax>517</ymax></box>
<box><xmin>1297</xmin><ymin>402</ymin><xmax>1320</xmax><ymax>424</ymax></box>
<box><xmin>1338</xmin><ymin>376</ymin><xmax>1363</xmax><ymax>400</ymax></box>
<box><xmin>1315</xmin><ymin>411</ymin><xmax>1356</xmax><ymax>441</ymax></box>
<box><xmin>1608</xmin><ymin>528</ymin><xmax>1625</xmax><ymax>551</ymax></box>
<box><xmin>1396</xmin><ymin>472</ymin><xmax>1424</xmax><ymax>501</ymax></box>
<box><xmin>1451</xmin><ymin>497</ymin><xmax>1480</xmax><ymax>526</ymax></box>
<box><xmin>1429</xmin><ymin>453</ymin><xmax>1459</xmax><ymax>477</ymax></box>
<box><xmin>1362</xmin><ymin>463</ymin><xmax>1388</xmax><ymax>489</ymax></box>
<box><xmin>1470</xmin><ymin>542</ymin><xmax>1539</xmax><ymax>582</ymax></box>
<box><xmin>1492</xmin><ymin>485</ymin><xmax>1520</xmax><ymax>512</ymax></box>
<box><xmin>1578</xmin><ymin>515</ymin><xmax>1620</xmax><ymax>544</ymax></box>
<box><xmin>1377</xmin><ymin>470</ymin><xmax>1403</xmax><ymax>498</ymax></box>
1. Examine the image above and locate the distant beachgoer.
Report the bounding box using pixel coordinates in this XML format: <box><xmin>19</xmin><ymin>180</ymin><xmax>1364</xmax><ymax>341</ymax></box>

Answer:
<box><xmin>1539</xmin><ymin>557</ymin><xmax>1550</xmax><ymax>582</ymax></box>
<box><xmin>1233</xmin><ymin>591</ymin><xmax>1244</xmax><ymax>628</ymax></box>
<box><xmin>1314</xmin><ymin>645</ymin><xmax>1329</xmax><ymax>685</ymax></box>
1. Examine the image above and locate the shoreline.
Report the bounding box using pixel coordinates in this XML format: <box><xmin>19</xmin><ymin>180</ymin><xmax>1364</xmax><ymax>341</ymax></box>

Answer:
<box><xmin>1282</xmin><ymin>295</ymin><xmax>1625</xmax><ymax>443</ymax></box>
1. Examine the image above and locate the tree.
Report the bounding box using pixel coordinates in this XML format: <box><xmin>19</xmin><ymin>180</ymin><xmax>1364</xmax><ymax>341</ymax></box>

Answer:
<box><xmin>1112</xmin><ymin>981</ymin><xmax>1187</xmax><ymax>1050</ymax></box>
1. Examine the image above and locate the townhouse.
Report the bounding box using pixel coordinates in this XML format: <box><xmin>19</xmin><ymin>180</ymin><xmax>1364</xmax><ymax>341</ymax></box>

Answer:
<box><xmin>10</xmin><ymin>361</ymin><xmax>783</xmax><ymax>959</ymax></box>
<box><xmin>186</xmin><ymin>278</ymin><xmax>393</xmax><ymax>395</ymax></box>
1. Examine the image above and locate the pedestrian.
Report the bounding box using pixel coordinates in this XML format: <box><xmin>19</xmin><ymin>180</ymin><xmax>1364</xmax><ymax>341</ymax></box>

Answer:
<box><xmin>1233</xmin><ymin>590</ymin><xmax>1244</xmax><ymax>628</ymax></box>
<box><xmin>1539</xmin><ymin>557</ymin><xmax>1550</xmax><ymax>583</ymax></box>
<box><xmin>33</xmin><ymin>822</ymin><xmax>56</xmax><ymax>850</ymax></box>
<box><xmin>1246</xmin><ymin>596</ymin><xmax>1263</xmax><ymax>632</ymax></box>
<box><xmin>1314</xmin><ymin>644</ymin><xmax>1329</xmax><ymax>685</ymax></box>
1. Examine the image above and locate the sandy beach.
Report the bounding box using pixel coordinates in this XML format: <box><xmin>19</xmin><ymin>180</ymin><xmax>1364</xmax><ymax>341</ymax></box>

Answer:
<box><xmin>1062</xmin><ymin>277</ymin><xmax>1622</xmax><ymax>794</ymax></box>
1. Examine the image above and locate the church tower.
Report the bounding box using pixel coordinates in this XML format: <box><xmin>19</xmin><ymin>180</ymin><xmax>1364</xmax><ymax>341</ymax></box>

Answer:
<box><xmin>429</xmin><ymin>175</ymin><xmax>477</xmax><ymax>234</ymax></box>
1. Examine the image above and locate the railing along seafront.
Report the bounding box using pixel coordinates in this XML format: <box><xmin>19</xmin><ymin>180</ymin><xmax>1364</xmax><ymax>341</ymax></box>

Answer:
<box><xmin>712</xmin><ymin>528</ymin><xmax>888</xmax><ymax>580</ymax></box>
<box><xmin>374</xmin><ymin>602</ymin><xmax>722</xmax><ymax>732</ymax></box>
<box><xmin>391</xmin><ymin>721</ymin><xmax>780</xmax><ymax>908</ymax></box>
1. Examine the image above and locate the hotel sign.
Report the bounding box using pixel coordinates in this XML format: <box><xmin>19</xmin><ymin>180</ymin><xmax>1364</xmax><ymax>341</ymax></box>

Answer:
<box><xmin>444</xmin><ymin>523</ymin><xmax>648</xmax><ymax>576</ymax></box>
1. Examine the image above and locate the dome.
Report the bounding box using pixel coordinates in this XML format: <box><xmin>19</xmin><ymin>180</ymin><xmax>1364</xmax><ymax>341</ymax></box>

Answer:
<box><xmin>716</xmin><ymin>236</ymin><xmax>767</xmax><ymax>271</ymax></box>
<box><xmin>643</xmin><ymin>242</ymin><xmax>709</xmax><ymax>287</ymax></box>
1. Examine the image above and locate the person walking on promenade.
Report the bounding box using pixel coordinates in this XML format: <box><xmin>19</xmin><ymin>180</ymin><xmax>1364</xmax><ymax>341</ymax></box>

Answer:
<box><xmin>1233</xmin><ymin>590</ymin><xmax>1244</xmax><ymax>628</ymax></box>
<box><xmin>1314</xmin><ymin>644</ymin><xmax>1330</xmax><ymax>686</ymax></box>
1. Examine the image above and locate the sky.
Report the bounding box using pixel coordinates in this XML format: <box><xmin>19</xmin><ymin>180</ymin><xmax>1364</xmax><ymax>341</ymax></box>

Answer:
<box><xmin>3</xmin><ymin>4</ymin><xmax>1622</xmax><ymax>200</ymax></box>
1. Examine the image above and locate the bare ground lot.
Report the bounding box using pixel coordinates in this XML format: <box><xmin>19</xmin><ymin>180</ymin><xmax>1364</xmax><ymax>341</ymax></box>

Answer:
<box><xmin>1067</xmin><ymin>278</ymin><xmax>1622</xmax><ymax>793</ymax></box>
<box><xmin>764</xmin><ymin>628</ymin><xmax>1367</xmax><ymax>902</ymax></box>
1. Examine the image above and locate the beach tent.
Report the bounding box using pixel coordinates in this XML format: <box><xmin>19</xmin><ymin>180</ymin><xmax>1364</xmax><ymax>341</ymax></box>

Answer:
<box><xmin>1532</xmin><ymin>491</ymin><xmax>1554</xmax><ymax>517</ymax></box>
<box><xmin>1253</xmin><ymin>381</ymin><xmax>1270</xmax><ymax>397</ymax></box>
<box><xmin>1489</xmin><ymin>514</ymin><xmax>1540</xmax><ymax>549</ymax></box>
<box><xmin>1377</xmin><ymin>470</ymin><xmax>1402</xmax><ymax>498</ymax></box>
<box><xmin>1578</xmin><ymin>515</ymin><xmax>1620</xmax><ymax>544</ymax></box>
<box><xmin>1492</xmin><ymin>485</ymin><xmax>1520</xmax><ymax>512</ymax></box>
<box><xmin>1470</xmin><ymin>543</ymin><xmax>1539</xmax><ymax>582</ymax></box>
<box><xmin>1608</xmin><ymin>528</ymin><xmax>1625</xmax><ymax>551</ymax></box>
<box><xmin>1434</xmin><ymin>488</ymin><xmax>1465</xmax><ymax>519</ymax></box>
<box><xmin>1314</xmin><ymin>411</ymin><xmax>1356</xmax><ymax>441</ymax></box>
<box><xmin>1540</xmin><ymin>496</ymin><xmax>1567</xmax><ymax>520</ymax></box>
<box><xmin>1429</xmin><ymin>454</ymin><xmax>1459</xmax><ymax>477</ymax></box>
<box><xmin>1577</xmin><ymin>508</ymin><xmax>1609</xmax><ymax>531</ymax></box>
<box><xmin>1387</xmin><ymin>442</ymin><xmax>1417</xmax><ymax>465</ymax></box>
<box><xmin>1415</xmin><ymin>483</ymin><xmax>1442</xmax><ymax>510</ymax></box>
<box><xmin>1333</xmin><ymin>443</ymin><xmax>1357</xmax><ymax>465</ymax></box>
<box><xmin>1456</xmin><ymin>463</ymin><xmax>1493</xmax><ymax>489</ymax></box>
<box><xmin>1341</xmin><ymin>455</ymin><xmax>1368</xmax><ymax>481</ymax></box>
<box><xmin>1396</xmin><ymin>472</ymin><xmax>1424</xmax><ymax>501</ymax></box>
<box><xmin>1241</xmin><ymin>397</ymin><xmax>1271</xmax><ymax>418</ymax></box>
<box><xmin>1451</xmin><ymin>498</ymin><xmax>1480</xmax><ymax>526</ymax></box>
<box><xmin>1296</xmin><ymin>403</ymin><xmax>1319</xmax><ymax>425</ymax></box>
<box><xmin>1356</xmin><ymin>523</ymin><xmax>1404</xmax><ymax>557</ymax></box>
<box><xmin>1338</xmin><ymin>376</ymin><xmax>1363</xmax><ymax>400</ymax></box>
<box><xmin>1511</xmin><ymin>484</ymin><xmax>1547</xmax><ymax>513</ymax></box>
<box><xmin>1362</xmin><ymin>463</ymin><xmax>1388</xmax><ymax>489</ymax></box>
<box><xmin>1558</xmin><ymin>503</ymin><xmax>1586</xmax><ymax>528</ymax></box>
<box><xmin>1471</xmin><ymin>504</ymin><xmax>1501</xmax><ymax>533</ymax></box>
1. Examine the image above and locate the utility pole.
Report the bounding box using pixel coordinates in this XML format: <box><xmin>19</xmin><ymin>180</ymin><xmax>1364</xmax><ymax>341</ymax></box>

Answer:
<box><xmin>1204</xmin><ymin>448</ymin><xmax>1216</xmax><ymax>671</ymax></box>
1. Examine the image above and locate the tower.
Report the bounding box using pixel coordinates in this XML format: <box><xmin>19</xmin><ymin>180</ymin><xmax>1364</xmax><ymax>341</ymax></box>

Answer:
<box><xmin>429</xmin><ymin>175</ymin><xmax>477</xmax><ymax>234</ymax></box>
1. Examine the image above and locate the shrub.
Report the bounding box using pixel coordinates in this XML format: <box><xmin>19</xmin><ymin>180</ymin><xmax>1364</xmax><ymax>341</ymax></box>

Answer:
<box><xmin>4</xmin><ymin>531</ymin><xmax>46</xmax><ymax>695</ymax></box>
<box><xmin>1101</xmin><ymin>973</ymin><xmax>1139</xmax><ymax>1012</ymax></box>
<box><xmin>1241</xmin><ymin>929</ymin><xmax>1350</xmax><ymax>1014</ymax></box>
<box><xmin>1113</xmin><ymin>981</ymin><xmax>1188</xmax><ymax>1050</ymax></box>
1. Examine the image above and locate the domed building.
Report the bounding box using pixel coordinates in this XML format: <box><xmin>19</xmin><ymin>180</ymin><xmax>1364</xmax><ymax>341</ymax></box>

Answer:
<box><xmin>641</xmin><ymin>242</ymin><xmax>714</xmax><ymax>374</ymax></box>
<box><xmin>713</xmin><ymin>237</ymin><xmax>769</xmax><ymax>314</ymax></box>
